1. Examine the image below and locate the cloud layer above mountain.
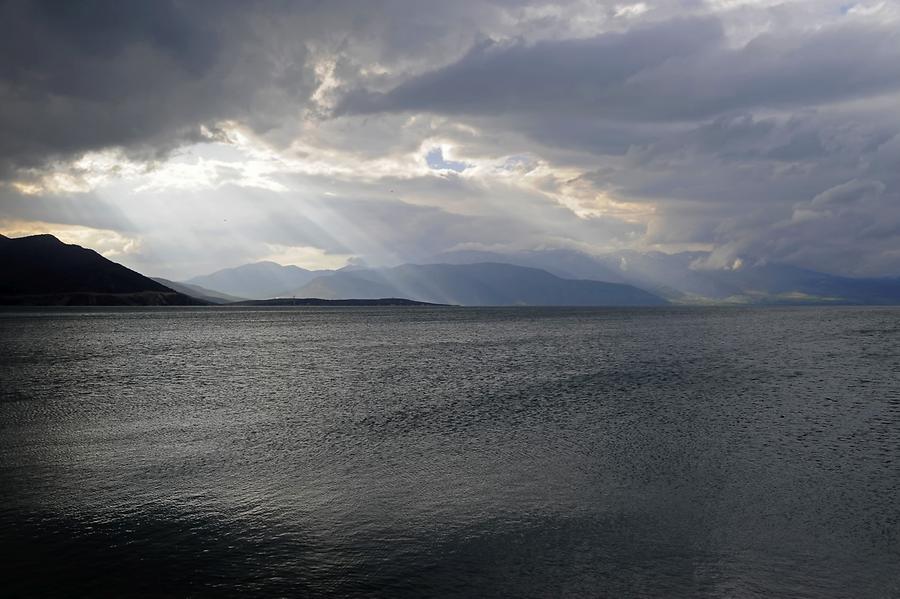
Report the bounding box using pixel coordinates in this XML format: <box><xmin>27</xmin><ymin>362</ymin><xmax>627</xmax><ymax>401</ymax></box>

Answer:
<box><xmin>1</xmin><ymin>0</ymin><xmax>898</xmax><ymax>278</ymax></box>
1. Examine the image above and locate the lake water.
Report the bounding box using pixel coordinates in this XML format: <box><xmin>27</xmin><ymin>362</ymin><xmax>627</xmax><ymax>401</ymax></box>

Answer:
<box><xmin>1</xmin><ymin>306</ymin><xmax>898</xmax><ymax>597</ymax></box>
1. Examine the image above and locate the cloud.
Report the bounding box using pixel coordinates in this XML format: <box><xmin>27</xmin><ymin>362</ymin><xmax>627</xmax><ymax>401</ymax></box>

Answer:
<box><xmin>338</xmin><ymin>17</ymin><xmax>726</xmax><ymax>118</ymax></box>
<box><xmin>0</xmin><ymin>0</ymin><xmax>318</xmax><ymax>176</ymax></box>
<box><xmin>2</xmin><ymin>0</ymin><xmax>900</xmax><ymax>277</ymax></box>
<box><xmin>753</xmin><ymin>179</ymin><xmax>900</xmax><ymax>276</ymax></box>
<box><xmin>339</xmin><ymin>15</ymin><xmax>900</xmax><ymax>122</ymax></box>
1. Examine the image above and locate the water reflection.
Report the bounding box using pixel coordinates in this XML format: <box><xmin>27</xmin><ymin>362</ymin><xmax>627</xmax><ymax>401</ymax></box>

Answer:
<box><xmin>1</xmin><ymin>307</ymin><xmax>899</xmax><ymax>597</ymax></box>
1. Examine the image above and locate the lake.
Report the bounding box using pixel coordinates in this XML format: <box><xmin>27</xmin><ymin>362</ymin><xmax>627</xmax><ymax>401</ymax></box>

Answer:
<box><xmin>1</xmin><ymin>306</ymin><xmax>898</xmax><ymax>597</ymax></box>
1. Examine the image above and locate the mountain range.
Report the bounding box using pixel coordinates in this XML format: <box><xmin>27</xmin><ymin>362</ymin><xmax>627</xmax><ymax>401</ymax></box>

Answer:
<box><xmin>179</xmin><ymin>248</ymin><xmax>900</xmax><ymax>306</ymax></box>
<box><xmin>185</xmin><ymin>261</ymin><xmax>330</xmax><ymax>300</ymax></box>
<box><xmin>431</xmin><ymin>248</ymin><xmax>900</xmax><ymax>305</ymax></box>
<box><xmin>285</xmin><ymin>262</ymin><xmax>665</xmax><ymax>306</ymax></box>
<box><xmin>5</xmin><ymin>233</ymin><xmax>900</xmax><ymax>306</ymax></box>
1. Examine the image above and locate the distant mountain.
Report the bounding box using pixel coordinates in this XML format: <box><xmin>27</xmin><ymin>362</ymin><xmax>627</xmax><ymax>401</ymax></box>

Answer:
<box><xmin>434</xmin><ymin>249</ymin><xmax>900</xmax><ymax>305</ymax></box>
<box><xmin>293</xmin><ymin>272</ymin><xmax>398</xmax><ymax>300</ymax></box>
<box><xmin>289</xmin><ymin>263</ymin><xmax>666</xmax><ymax>306</ymax></box>
<box><xmin>434</xmin><ymin>248</ymin><xmax>629</xmax><ymax>283</ymax></box>
<box><xmin>433</xmin><ymin>249</ymin><xmax>724</xmax><ymax>299</ymax></box>
<box><xmin>185</xmin><ymin>261</ymin><xmax>331</xmax><ymax>299</ymax></box>
<box><xmin>232</xmin><ymin>297</ymin><xmax>446</xmax><ymax>307</ymax></box>
<box><xmin>151</xmin><ymin>278</ymin><xmax>245</xmax><ymax>304</ymax></box>
<box><xmin>0</xmin><ymin>234</ymin><xmax>205</xmax><ymax>306</ymax></box>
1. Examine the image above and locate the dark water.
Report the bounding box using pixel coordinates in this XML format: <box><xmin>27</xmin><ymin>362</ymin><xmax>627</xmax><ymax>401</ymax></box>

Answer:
<box><xmin>1</xmin><ymin>306</ymin><xmax>899</xmax><ymax>598</ymax></box>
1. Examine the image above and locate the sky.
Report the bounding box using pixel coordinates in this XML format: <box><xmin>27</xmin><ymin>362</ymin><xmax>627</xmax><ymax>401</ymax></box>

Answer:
<box><xmin>1</xmin><ymin>0</ymin><xmax>899</xmax><ymax>279</ymax></box>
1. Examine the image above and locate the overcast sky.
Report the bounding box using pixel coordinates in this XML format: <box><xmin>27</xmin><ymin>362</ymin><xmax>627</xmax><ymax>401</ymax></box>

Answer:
<box><xmin>1</xmin><ymin>0</ymin><xmax>899</xmax><ymax>279</ymax></box>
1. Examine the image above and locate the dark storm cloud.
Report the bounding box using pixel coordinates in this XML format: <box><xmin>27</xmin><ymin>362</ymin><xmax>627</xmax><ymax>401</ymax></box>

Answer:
<box><xmin>0</xmin><ymin>0</ymin><xmax>535</xmax><ymax>176</ymax></box>
<box><xmin>0</xmin><ymin>0</ymin><xmax>315</xmax><ymax>175</ymax></box>
<box><xmin>341</xmin><ymin>16</ymin><xmax>900</xmax><ymax>121</ymax></box>
<box><xmin>338</xmin><ymin>17</ymin><xmax>725</xmax><ymax>118</ymax></box>
<box><xmin>606</xmin><ymin>109</ymin><xmax>900</xmax><ymax>275</ymax></box>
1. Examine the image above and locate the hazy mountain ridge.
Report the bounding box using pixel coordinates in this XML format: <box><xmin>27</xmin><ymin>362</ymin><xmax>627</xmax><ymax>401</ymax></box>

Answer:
<box><xmin>181</xmin><ymin>248</ymin><xmax>900</xmax><ymax>306</ymax></box>
<box><xmin>433</xmin><ymin>249</ymin><xmax>900</xmax><ymax>305</ymax></box>
<box><xmin>0</xmin><ymin>235</ymin><xmax>205</xmax><ymax>306</ymax></box>
<box><xmin>9</xmin><ymin>233</ymin><xmax>894</xmax><ymax>307</ymax></box>
<box><xmin>291</xmin><ymin>271</ymin><xmax>399</xmax><ymax>300</ymax></box>
<box><xmin>185</xmin><ymin>261</ymin><xmax>330</xmax><ymax>300</ymax></box>
<box><xmin>232</xmin><ymin>298</ymin><xmax>446</xmax><ymax>307</ymax></box>
<box><xmin>287</xmin><ymin>263</ymin><xmax>666</xmax><ymax>306</ymax></box>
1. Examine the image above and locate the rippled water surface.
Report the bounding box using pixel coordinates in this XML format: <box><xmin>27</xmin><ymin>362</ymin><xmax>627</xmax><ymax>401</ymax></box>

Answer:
<box><xmin>1</xmin><ymin>306</ymin><xmax>899</xmax><ymax>597</ymax></box>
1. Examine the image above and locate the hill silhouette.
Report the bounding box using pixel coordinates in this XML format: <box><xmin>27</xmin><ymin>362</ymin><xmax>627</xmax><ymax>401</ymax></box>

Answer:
<box><xmin>0</xmin><ymin>234</ymin><xmax>206</xmax><ymax>306</ymax></box>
